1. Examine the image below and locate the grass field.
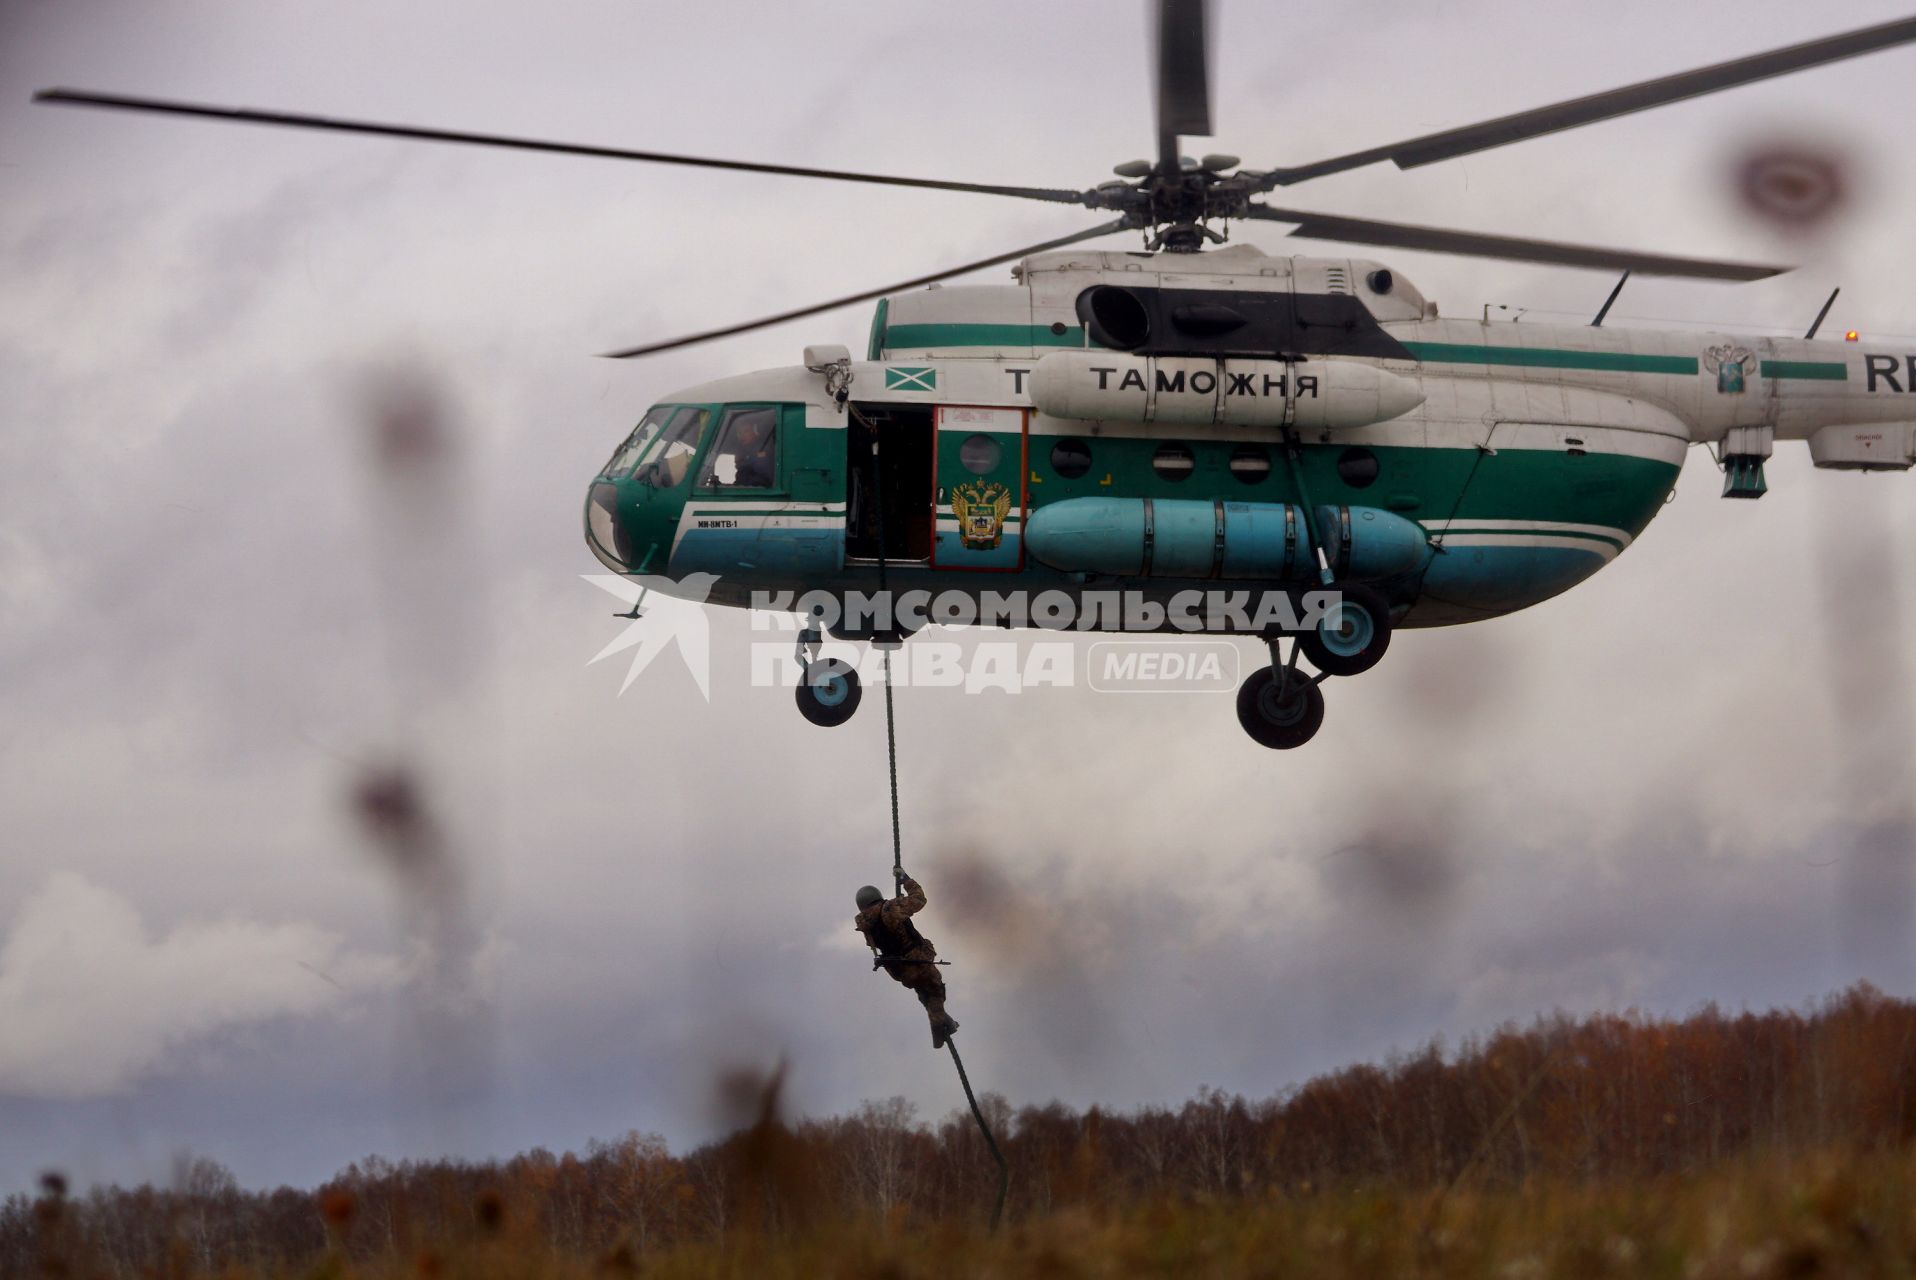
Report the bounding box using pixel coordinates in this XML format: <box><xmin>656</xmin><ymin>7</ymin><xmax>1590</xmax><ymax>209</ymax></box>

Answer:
<box><xmin>22</xmin><ymin>1148</ymin><xmax>1916</xmax><ymax>1279</ymax></box>
<box><xmin>605</xmin><ymin>1155</ymin><xmax>1914</xmax><ymax>1280</ymax></box>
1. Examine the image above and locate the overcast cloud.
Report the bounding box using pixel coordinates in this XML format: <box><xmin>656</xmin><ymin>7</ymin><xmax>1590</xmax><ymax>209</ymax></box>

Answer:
<box><xmin>2</xmin><ymin>0</ymin><xmax>1913</xmax><ymax>1194</ymax></box>
<box><xmin>0</xmin><ymin>873</ymin><xmax>398</xmax><ymax>1099</ymax></box>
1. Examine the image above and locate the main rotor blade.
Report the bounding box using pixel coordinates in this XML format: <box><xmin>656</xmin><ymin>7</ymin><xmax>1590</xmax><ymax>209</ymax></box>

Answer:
<box><xmin>601</xmin><ymin>219</ymin><xmax>1132</xmax><ymax>359</ymax></box>
<box><xmin>33</xmin><ymin>88</ymin><xmax>1085</xmax><ymax>205</ymax></box>
<box><xmin>1154</xmin><ymin>0</ymin><xmax>1213</xmax><ymax>173</ymax></box>
<box><xmin>1257</xmin><ymin>15</ymin><xmax>1916</xmax><ymax>187</ymax></box>
<box><xmin>1244</xmin><ymin>205</ymin><xmax>1786</xmax><ymax>280</ymax></box>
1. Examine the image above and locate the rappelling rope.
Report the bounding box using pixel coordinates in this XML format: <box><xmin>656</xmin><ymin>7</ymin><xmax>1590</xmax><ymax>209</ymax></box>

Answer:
<box><xmin>879</xmin><ymin>641</ymin><xmax>902</xmax><ymax>894</ymax></box>
<box><xmin>859</xmin><ymin>406</ymin><xmax>905</xmax><ymax>895</ymax></box>
<box><xmin>884</xmin><ymin>672</ymin><xmax>903</xmax><ymax>897</ymax></box>
<box><xmin>854</xmin><ymin>404</ymin><xmax>1007</xmax><ymax>1228</ymax></box>
<box><xmin>947</xmin><ymin>1040</ymin><xmax>1010</xmax><ymax>1230</ymax></box>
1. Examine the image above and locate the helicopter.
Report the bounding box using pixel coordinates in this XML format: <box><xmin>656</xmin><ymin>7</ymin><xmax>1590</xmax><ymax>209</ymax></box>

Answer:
<box><xmin>36</xmin><ymin>4</ymin><xmax>1916</xmax><ymax>749</ymax></box>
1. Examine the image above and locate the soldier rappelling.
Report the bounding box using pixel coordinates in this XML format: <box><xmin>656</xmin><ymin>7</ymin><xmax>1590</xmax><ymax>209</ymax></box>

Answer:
<box><xmin>855</xmin><ymin>874</ymin><xmax>960</xmax><ymax>1048</ymax></box>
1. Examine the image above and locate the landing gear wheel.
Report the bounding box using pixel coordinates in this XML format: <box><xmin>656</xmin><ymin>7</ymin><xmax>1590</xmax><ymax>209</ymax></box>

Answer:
<box><xmin>1299</xmin><ymin>583</ymin><xmax>1392</xmax><ymax>677</ymax></box>
<box><xmin>1236</xmin><ymin>665</ymin><xmax>1325</xmax><ymax>749</ymax></box>
<box><xmin>796</xmin><ymin>659</ymin><xmax>862</xmax><ymax>727</ymax></box>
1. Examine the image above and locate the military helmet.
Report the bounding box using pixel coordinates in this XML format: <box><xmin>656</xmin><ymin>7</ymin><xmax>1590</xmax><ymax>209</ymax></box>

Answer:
<box><xmin>855</xmin><ymin>885</ymin><xmax>883</xmax><ymax>910</ymax></box>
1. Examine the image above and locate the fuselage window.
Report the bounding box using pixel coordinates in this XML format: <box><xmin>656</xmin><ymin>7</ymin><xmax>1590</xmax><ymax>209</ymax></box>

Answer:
<box><xmin>1152</xmin><ymin>442</ymin><xmax>1196</xmax><ymax>482</ymax></box>
<box><xmin>958</xmin><ymin>433</ymin><xmax>1003</xmax><ymax>475</ymax></box>
<box><xmin>1336</xmin><ymin>446</ymin><xmax>1381</xmax><ymax>489</ymax></box>
<box><xmin>1050</xmin><ymin>438</ymin><xmax>1092</xmax><ymax>478</ymax></box>
<box><xmin>634</xmin><ymin>408</ymin><xmax>711</xmax><ymax>489</ymax></box>
<box><xmin>1229</xmin><ymin>445</ymin><xmax>1271</xmax><ymax>484</ymax></box>
<box><xmin>702</xmin><ymin>406</ymin><xmax>779</xmax><ymax>489</ymax></box>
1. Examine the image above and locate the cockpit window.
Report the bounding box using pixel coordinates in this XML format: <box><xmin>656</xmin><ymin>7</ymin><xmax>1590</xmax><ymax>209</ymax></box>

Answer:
<box><xmin>633</xmin><ymin>407</ymin><xmax>711</xmax><ymax>489</ymax></box>
<box><xmin>699</xmin><ymin>406</ymin><xmax>779</xmax><ymax>490</ymax></box>
<box><xmin>603</xmin><ymin>406</ymin><xmax>675</xmax><ymax>478</ymax></box>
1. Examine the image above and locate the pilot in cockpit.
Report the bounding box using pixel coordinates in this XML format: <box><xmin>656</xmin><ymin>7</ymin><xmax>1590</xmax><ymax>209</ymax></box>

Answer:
<box><xmin>728</xmin><ymin>413</ymin><xmax>775</xmax><ymax>488</ymax></box>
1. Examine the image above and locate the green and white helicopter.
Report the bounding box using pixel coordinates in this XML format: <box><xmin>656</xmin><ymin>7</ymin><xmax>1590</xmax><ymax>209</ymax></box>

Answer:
<box><xmin>39</xmin><ymin>4</ymin><xmax>1916</xmax><ymax>748</ymax></box>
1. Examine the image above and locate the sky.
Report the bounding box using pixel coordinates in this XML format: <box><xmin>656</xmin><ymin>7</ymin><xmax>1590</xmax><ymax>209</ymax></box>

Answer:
<box><xmin>2</xmin><ymin>0</ymin><xmax>1914</xmax><ymax>1195</ymax></box>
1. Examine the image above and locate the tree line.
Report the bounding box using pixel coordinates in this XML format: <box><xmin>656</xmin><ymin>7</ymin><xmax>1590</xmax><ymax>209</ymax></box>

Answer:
<box><xmin>7</xmin><ymin>983</ymin><xmax>1913</xmax><ymax>1276</ymax></box>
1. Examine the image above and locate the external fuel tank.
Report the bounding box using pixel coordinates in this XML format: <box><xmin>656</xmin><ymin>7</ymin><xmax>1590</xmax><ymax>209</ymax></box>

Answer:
<box><xmin>1023</xmin><ymin>497</ymin><xmax>1428</xmax><ymax>581</ymax></box>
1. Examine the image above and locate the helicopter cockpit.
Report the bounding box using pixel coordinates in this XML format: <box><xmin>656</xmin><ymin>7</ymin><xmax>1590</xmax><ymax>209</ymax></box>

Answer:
<box><xmin>588</xmin><ymin>404</ymin><xmax>701</xmax><ymax>573</ymax></box>
<box><xmin>585</xmin><ymin>400</ymin><xmax>795</xmax><ymax>576</ymax></box>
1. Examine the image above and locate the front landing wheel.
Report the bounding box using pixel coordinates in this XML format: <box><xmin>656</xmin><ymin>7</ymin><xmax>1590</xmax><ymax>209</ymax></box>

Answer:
<box><xmin>796</xmin><ymin>659</ymin><xmax>862</xmax><ymax>727</ymax></box>
<box><xmin>1299</xmin><ymin>583</ymin><xmax>1392</xmax><ymax>677</ymax></box>
<box><xmin>1236</xmin><ymin>665</ymin><xmax>1325</xmax><ymax>749</ymax></box>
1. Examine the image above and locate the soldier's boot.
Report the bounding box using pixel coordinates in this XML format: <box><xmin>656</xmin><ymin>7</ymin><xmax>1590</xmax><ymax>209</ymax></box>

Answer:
<box><xmin>920</xmin><ymin>993</ymin><xmax>960</xmax><ymax>1049</ymax></box>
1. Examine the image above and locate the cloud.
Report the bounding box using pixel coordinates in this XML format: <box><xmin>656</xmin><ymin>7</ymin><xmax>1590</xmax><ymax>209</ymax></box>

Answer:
<box><xmin>2</xmin><ymin>0</ymin><xmax>1914</xmax><ymax>1193</ymax></box>
<box><xmin>0</xmin><ymin>873</ymin><xmax>397</xmax><ymax>1099</ymax></box>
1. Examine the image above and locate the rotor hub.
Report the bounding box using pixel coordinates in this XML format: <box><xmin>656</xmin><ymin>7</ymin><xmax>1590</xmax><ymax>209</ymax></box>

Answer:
<box><xmin>1084</xmin><ymin>164</ymin><xmax>1259</xmax><ymax>252</ymax></box>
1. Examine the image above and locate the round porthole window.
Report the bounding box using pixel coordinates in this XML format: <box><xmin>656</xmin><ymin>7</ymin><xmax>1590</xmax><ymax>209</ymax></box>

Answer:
<box><xmin>1229</xmin><ymin>445</ymin><xmax>1271</xmax><ymax>484</ymax></box>
<box><xmin>959</xmin><ymin>433</ymin><xmax>1002</xmax><ymax>475</ymax></box>
<box><xmin>1152</xmin><ymin>442</ymin><xmax>1196</xmax><ymax>482</ymax></box>
<box><xmin>1337</xmin><ymin>446</ymin><xmax>1381</xmax><ymax>488</ymax></box>
<box><xmin>1050</xmin><ymin>437</ymin><xmax>1092</xmax><ymax>479</ymax></box>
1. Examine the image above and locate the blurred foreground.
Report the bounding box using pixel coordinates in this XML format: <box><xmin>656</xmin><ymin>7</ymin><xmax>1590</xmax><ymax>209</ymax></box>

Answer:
<box><xmin>9</xmin><ymin>984</ymin><xmax>1914</xmax><ymax>1278</ymax></box>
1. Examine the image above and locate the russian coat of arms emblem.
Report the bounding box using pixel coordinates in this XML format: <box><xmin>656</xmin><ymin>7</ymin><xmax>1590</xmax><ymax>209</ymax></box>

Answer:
<box><xmin>950</xmin><ymin>480</ymin><xmax>1011</xmax><ymax>551</ymax></box>
<box><xmin>1703</xmin><ymin>343</ymin><xmax>1756</xmax><ymax>394</ymax></box>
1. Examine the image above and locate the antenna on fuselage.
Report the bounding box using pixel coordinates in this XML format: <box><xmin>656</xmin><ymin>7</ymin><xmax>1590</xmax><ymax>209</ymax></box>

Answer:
<box><xmin>1803</xmin><ymin>286</ymin><xmax>1842</xmax><ymax>339</ymax></box>
<box><xmin>1589</xmin><ymin>270</ymin><xmax>1630</xmax><ymax>327</ymax></box>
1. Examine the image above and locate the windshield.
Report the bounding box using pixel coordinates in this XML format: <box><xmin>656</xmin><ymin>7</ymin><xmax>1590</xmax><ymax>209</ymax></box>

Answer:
<box><xmin>602</xmin><ymin>406</ymin><xmax>675</xmax><ymax>478</ymax></box>
<box><xmin>634</xmin><ymin>407</ymin><xmax>711</xmax><ymax>489</ymax></box>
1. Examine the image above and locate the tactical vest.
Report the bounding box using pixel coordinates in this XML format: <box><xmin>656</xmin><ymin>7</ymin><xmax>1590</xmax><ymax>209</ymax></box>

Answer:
<box><xmin>862</xmin><ymin>907</ymin><xmax>926</xmax><ymax>957</ymax></box>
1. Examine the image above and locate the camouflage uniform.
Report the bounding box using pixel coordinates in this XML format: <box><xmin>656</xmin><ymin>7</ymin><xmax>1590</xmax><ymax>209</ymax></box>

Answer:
<box><xmin>855</xmin><ymin>876</ymin><xmax>959</xmax><ymax>1047</ymax></box>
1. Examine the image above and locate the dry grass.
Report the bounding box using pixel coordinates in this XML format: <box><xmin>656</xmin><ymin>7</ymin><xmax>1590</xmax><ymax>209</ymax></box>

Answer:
<box><xmin>64</xmin><ymin>1148</ymin><xmax>1908</xmax><ymax>1280</ymax></box>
